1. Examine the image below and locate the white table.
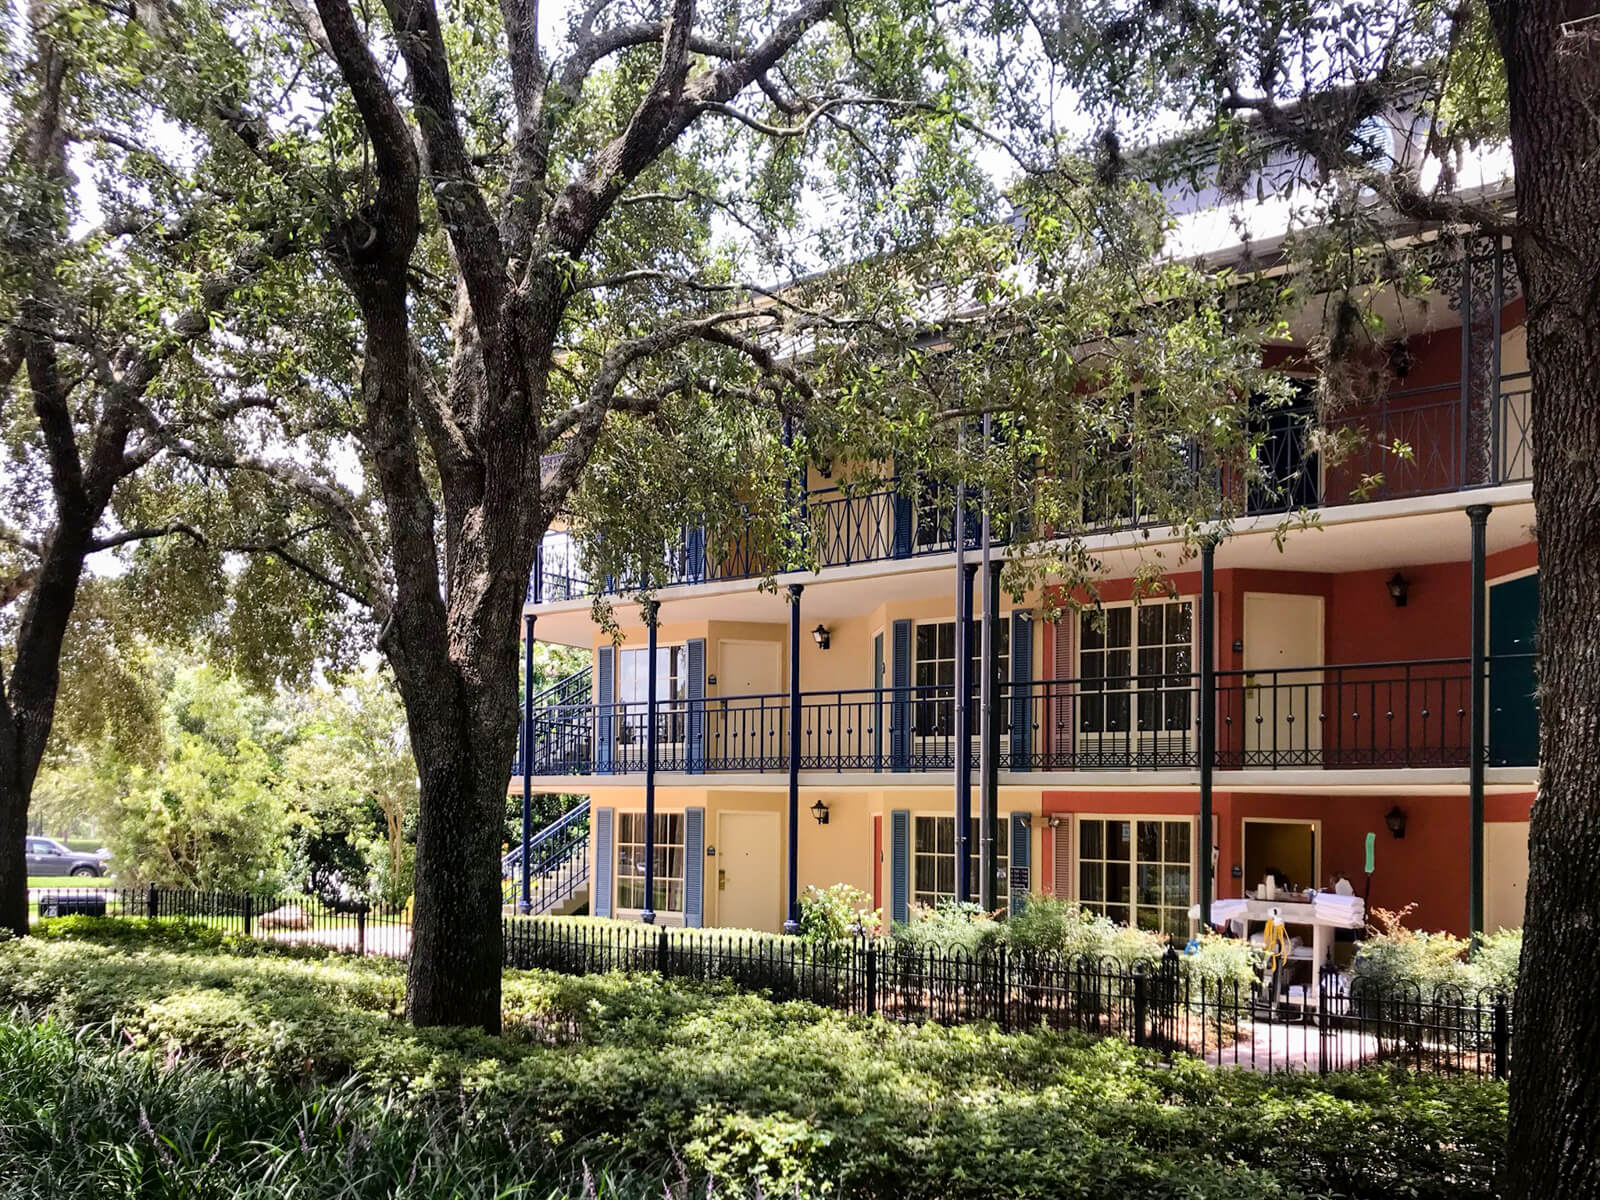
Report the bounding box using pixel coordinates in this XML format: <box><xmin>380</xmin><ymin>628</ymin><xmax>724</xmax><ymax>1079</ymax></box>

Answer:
<box><xmin>1193</xmin><ymin>897</ymin><xmax>1364</xmax><ymax>1010</ymax></box>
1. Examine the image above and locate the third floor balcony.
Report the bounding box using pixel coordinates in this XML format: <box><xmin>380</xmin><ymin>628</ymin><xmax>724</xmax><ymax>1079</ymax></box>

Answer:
<box><xmin>530</xmin><ymin>367</ymin><xmax>1534</xmax><ymax>606</ymax></box>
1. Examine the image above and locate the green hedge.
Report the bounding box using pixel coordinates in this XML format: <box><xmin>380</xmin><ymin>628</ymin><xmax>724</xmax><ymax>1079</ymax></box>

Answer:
<box><xmin>0</xmin><ymin>920</ymin><xmax>1507</xmax><ymax>1199</ymax></box>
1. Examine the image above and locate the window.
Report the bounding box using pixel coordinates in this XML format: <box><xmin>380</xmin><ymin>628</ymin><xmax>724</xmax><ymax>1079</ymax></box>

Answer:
<box><xmin>615</xmin><ymin>812</ymin><xmax>685</xmax><ymax>913</ymax></box>
<box><xmin>1078</xmin><ymin>601</ymin><xmax>1192</xmax><ymax>737</ymax></box>
<box><xmin>617</xmin><ymin>646</ymin><xmax>687</xmax><ymax>746</ymax></box>
<box><xmin>914</xmin><ymin>619</ymin><xmax>1010</xmax><ymax>737</ymax></box>
<box><xmin>913</xmin><ymin>815</ymin><xmax>1009</xmax><ymax>908</ymax></box>
<box><xmin>1077</xmin><ymin>817</ymin><xmax>1192</xmax><ymax>938</ymax></box>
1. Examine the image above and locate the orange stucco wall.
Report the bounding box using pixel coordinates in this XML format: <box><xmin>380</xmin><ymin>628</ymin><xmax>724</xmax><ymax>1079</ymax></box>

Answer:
<box><xmin>1042</xmin><ymin>787</ymin><xmax>1535</xmax><ymax>937</ymax></box>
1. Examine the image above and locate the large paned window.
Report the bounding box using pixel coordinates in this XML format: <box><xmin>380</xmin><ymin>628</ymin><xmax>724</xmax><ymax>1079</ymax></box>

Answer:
<box><xmin>615</xmin><ymin>812</ymin><xmax>685</xmax><ymax>913</ymax></box>
<box><xmin>914</xmin><ymin>620</ymin><xmax>1010</xmax><ymax>737</ymax></box>
<box><xmin>1078</xmin><ymin>601</ymin><xmax>1193</xmax><ymax>738</ymax></box>
<box><xmin>913</xmin><ymin>816</ymin><xmax>1009</xmax><ymax>908</ymax></box>
<box><xmin>617</xmin><ymin>646</ymin><xmax>686</xmax><ymax>746</ymax></box>
<box><xmin>1077</xmin><ymin>816</ymin><xmax>1192</xmax><ymax>937</ymax></box>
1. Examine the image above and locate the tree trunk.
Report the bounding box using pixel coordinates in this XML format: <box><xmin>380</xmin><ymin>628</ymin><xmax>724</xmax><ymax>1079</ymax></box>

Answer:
<box><xmin>0</xmin><ymin>765</ymin><xmax>30</xmax><ymax>938</ymax></box>
<box><xmin>404</xmin><ymin>741</ymin><xmax>510</xmax><ymax>1031</ymax></box>
<box><xmin>1490</xmin><ymin>2</ymin><xmax>1600</xmax><ymax>1195</ymax></box>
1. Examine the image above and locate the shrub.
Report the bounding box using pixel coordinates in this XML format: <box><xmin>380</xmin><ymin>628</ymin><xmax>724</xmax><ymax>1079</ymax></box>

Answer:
<box><xmin>798</xmin><ymin>883</ymin><xmax>880</xmax><ymax>949</ymax></box>
<box><xmin>1352</xmin><ymin>906</ymin><xmax>1520</xmax><ymax>999</ymax></box>
<box><xmin>0</xmin><ymin>926</ymin><xmax>1509</xmax><ymax>1199</ymax></box>
<box><xmin>891</xmin><ymin>900</ymin><xmax>1002</xmax><ymax>955</ymax></box>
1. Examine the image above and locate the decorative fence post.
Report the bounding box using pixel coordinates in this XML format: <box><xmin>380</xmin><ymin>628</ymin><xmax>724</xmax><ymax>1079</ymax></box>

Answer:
<box><xmin>1132</xmin><ymin>965</ymin><xmax>1148</xmax><ymax>1049</ymax></box>
<box><xmin>146</xmin><ymin>883</ymin><xmax>158</xmax><ymax>920</ymax></box>
<box><xmin>658</xmin><ymin>927</ymin><xmax>670</xmax><ymax>978</ymax></box>
<box><xmin>242</xmin><ymin>892</ymin><xmax>253</xmax><ymax>939</ymax></box>
<box><xmin>1493</xmin><ymin>993</ymin><xmax>1511</xmax><ymax>1080</ymax></box>
<box><xmin>863</xmin><ymin>937</ymin><xmax>878</xmax><ymax>1017</ymax></box>
<box><xmin>1317</xmin><ymin>970</ymin><xmax>1332</xmax><ymax>1076</ymax></box>
<box><xmin>356</xmin><ymin>908</ymin><xmax>367</xmax><ymax>958</ymax></box>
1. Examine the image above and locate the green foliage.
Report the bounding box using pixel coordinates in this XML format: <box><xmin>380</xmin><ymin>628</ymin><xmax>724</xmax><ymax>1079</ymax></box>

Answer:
<box><xmin>892</xmin><ymin>900</ymin><xmax>1004</xmax><ymax>955</ymax></box>
<box><xmin>0</xmin><ymin>924</ymin><xmax>1509</xmax><ymax>1199</ymax></box>
<box><xmin>1352</xmin><ymin>908</ymin><xmax>1520</xmax><ymax>997</ymax></box>
<box><xmin>798</xmin><ymin>883</ymin><xmax>881</xmax><ymax>948</ymax></box>
<box><xmin>109</xmin><ymin>664</ymin><xmax>298</xmax><ymax>891</ymax></box>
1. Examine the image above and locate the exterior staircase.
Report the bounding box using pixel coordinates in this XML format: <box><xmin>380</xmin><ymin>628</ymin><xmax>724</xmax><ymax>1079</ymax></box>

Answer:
<box><xmin>502</xmin><ymin>798</ymin><xmax>590</xmax><ymax>915</ymax></box>
<box><xmin>511</xmin><ymin>666</ymin><xmax>592</xmax><ymax>779</ymax></box>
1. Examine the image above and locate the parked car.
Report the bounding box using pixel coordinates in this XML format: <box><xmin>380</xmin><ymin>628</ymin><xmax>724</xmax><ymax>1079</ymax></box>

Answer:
<box><xmin>25</xmin><ymin>837</ymin><xmax>111</xmax><ymax>878</ymax></box>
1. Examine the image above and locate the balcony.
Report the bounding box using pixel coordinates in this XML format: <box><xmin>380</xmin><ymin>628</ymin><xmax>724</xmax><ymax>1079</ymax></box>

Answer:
<box><xmin>523</xmin><ymin>654</ymin><xmax>1536</xmax><ymax>778</ymax></box>
<box><xmin>529</xmin><ymin>372</ymin><xmax>1534</xmax><ymax>604</ymax></box>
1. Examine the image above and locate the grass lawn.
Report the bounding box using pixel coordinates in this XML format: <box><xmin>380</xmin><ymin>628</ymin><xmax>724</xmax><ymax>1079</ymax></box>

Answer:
<box><xmin>0</xmin><ymin>919</ymin><xmax>1508</xmax><ymax>1200</ymax></box>
<box><xmin>26</xmin><ymin>875</ymin><xmax>117</xmax><ymax>888</ymax></box>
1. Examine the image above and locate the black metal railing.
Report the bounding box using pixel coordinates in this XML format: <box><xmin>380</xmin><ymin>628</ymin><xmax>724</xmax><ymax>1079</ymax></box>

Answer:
<box><xmin>501</xmin><ymin>799</ymin><xmax>591</xmax><ymax>913</ymax></box>
<box><xmin>530</xmin><ymin>377</ymin><xmax>1537</xmax><ymax>602</ymax></box>
<box><xmin>524</xmin><ymin>655</ymin><xmax>1533</xmax><ymax>776</ymax></box>
<box><xmin>513</xmin><ymin>666</ymin><xmax>593</xmax><ymax>777</ymax></box>
<box><xmin>30</xmin><ymin>892</ymin><xmax>1516</xmax><ymax>1079</ymax></box>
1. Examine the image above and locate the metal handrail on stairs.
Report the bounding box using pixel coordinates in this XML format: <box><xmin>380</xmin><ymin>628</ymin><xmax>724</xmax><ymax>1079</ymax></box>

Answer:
<box><xmin>502</xmin><ymin>798</ymin><xmax>591</xmax><ymax>914</ymax></box>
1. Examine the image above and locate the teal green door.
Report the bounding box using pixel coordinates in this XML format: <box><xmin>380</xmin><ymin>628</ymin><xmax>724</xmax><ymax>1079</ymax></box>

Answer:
<box><xmin>1488</xmin><ymin>573</ymin><xmax>1539</xmax><ymax>767</ymax></box>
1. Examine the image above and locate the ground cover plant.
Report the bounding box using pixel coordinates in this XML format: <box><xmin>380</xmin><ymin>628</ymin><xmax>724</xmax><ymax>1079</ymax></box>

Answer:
<box><xmin>0</xmin><ymin>920</ymin><xmax>1508</xmax><ymax>1199</ymax></box>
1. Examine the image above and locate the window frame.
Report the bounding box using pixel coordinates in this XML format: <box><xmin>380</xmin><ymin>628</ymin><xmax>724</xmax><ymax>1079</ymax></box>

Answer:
<box><xmin>614</xmin><ymin>811</ymin><xmax>687</xmax><ymax>917</ymax></box>
<box><xmin>1076</xmin><ymin>598</ymin><xmax>1195</xmax><ymax>744</ymax></box>
<box><xmin>912</xmin><ymin>618</ymin><xmax>1011</xmax><ymax>739</ymax></box>
<box><xmin>1073</xmin><ymin>813</ymin><xmax>1195</xmax><ymax>938</ymax></box>
<box><xmin>616</xmin><ymin>643</ymin><xmax>689</xmax><ymax>750</ymax></box>
<box><xmin>911</xmin><ymin>813</ymin><xmax>1010</xmax><ymax>909</ymax></box>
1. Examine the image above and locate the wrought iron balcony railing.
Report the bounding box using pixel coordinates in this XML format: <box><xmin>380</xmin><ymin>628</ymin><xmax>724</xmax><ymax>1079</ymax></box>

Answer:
<box><xmin>522</xmin><ymin>654</ymin><xmax>1535</xmax><ymax>777</ymax></box>
<box><xmin>529</xmin><ymin>377</ymin><xmax>1536</xmax><ymax>603</ymax></box>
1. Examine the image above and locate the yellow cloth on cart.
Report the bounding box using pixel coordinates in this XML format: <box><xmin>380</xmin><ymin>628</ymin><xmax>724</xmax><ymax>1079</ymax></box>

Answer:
<box><xmin>1262</xmin><ymin>916</ymin><xmax>1293</xmax><ymax>975</ymax></box>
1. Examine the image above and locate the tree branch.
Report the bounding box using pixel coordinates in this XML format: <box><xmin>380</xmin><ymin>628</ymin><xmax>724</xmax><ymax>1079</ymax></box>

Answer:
<box><xmin>86</xmin><ymin>522</ymin><xmax>206</xmax><ymax>553</ymax></box>
<box><xmin>382</xmin><ymin>0</ymin><xmax>507</xmax><ymax>323</ymax></box>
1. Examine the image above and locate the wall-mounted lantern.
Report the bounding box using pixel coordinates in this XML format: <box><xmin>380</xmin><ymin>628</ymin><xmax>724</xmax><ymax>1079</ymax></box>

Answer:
<box><xmin>1386</xmin><ymin>572</ymin><xmax>1410</xmax><ymax>608</ymax></box>
<box><xmin>810</xmin><ymin>798</ymin><xmax>830</xmax><ymax>825</ymax></box>
<box><xmin>1384</xmin><ymin>805</ymin><xmax>1408</xmax><ymax>839</ymax></box>
<box><xmin>811</xmin><ymin>624</ymin><xmax>831</xmax><ymax>650</ymax></box>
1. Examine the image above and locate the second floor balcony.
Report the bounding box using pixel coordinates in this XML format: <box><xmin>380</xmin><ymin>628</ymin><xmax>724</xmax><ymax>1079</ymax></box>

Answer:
<box><xmin>521</xmin><ymin>654</ymin><xmax>1537</xmax><ymax>779</ymax></box>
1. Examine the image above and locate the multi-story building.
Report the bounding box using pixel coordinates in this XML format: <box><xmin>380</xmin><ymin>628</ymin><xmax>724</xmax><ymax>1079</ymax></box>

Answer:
<box><xmin>512</xmin><ymin>207</ymin><xmax>1537</xmax><ymax>942</ymax></box>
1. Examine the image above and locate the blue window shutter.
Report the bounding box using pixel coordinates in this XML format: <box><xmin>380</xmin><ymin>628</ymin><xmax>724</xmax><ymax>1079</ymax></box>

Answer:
<box><xmin>1009</xmin><ymin>612</ymin><xmax>1034</xmax><ymax>770</ymax></box>
<box><xmin>892</xmin><ymin>468</ymin><xmax>913</xmax><ymax>558</ymax></box>
<box><xmin>685</xmin><ymin>525</ymin><xmax>707</xmax><ymax>583</ymax></box>
<box><xmin>891</xmin><ymin>619</ymin><xmax>912</xmax><ymax>772</ymax></box>
<box><xmin>684</xmin><ymin>807</ymin><xmax>705</xmax><ymax>927</ymax></box>
<box><xmin>1008</xmin><ymin>812</ymin><xmax>1031</xmax><ymax>916</ymax></box>
<box><xmin>891</xmin><ymin>809</ymin><xmax>911</xmax><ymax>926</ymax></box>
<box><xmin>686</xmin><ymin>639</ymin><xmax>706</xmax><ymax>773</ymax></box>
<box><xmin>596</xmin><ymin>646</ymin><xmax>615</xmax><ymax>774</ymax></box>
<box><xmin>593</xmin><ymin>808</ymin><xmax>615</xmax><ymax>917</ymax></box>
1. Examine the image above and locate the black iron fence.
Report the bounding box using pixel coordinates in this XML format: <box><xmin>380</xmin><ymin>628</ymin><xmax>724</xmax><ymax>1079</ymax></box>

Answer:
<box><xmin>30</xmin><ymin>890</ymin><xmax>1514</xmax><ymax>1078</ymax></box>
<box><xmin>524</xmin><ymin>654</ymin><xmax>1535</xmax><ymax>777</ymax></box>
<box><xmin>504</xmin><ymin>923</ymin><xmax>1514</xmax><ymax>1077</ymax></box>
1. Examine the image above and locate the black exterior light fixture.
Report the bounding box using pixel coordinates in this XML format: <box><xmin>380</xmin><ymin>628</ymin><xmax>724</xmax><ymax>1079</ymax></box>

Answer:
<box><xmin>1384</xmin><ymin>805</ymin><xmax>1408</xmax><ymax>839</ymax></box>
<box><xmin>1386</xmin><ymin>572</ymin><xmax>1410</xmax><ymax>607</ymax></box>
<box><xmin>812</xmin><ymin>624</ymin><xmax>831</xmax><ymax>650</ymax></box>
<box><xmin>810</xmin><ymin>798</ymin><xmax>830</xmax><ymax>825</ymax></box>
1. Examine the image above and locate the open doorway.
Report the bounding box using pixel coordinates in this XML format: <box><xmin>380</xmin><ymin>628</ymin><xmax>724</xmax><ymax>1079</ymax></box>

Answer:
<box><xmin>1241</xmin><ymin>818</ymin><xmax>1320</xmax><ymax>895</ymax></box>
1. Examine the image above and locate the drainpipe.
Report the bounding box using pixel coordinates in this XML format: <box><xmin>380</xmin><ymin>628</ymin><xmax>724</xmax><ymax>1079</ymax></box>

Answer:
<box><xmin>1468</xmin><ymin>504</ymin><xmax>1491</xmax><ymax>947</ymax></box>
<box><xmin>641</xmin><ymin>599</ymin><xmax>660</xmax><ymax>925</ymax></box>
<box><xmin>521</xmin><ymin>612</ymin><xmax>535</xmax><ymax>914</ymax></box>
<box><xmin>785</xmin><ymin>583</ymin><xmax>804</xmax><ymax>934</ymax></box>
<box><xmin>1197</xmin><ymin>537</ymin><xmax>1217</xmax><ymax>934</ymax></box>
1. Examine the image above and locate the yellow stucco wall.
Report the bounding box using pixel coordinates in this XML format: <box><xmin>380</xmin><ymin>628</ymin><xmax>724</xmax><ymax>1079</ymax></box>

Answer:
<box><xmin>583</xmin><ymin>784</ymin><xmax>1045</xmax><ymax>930</ymax></box>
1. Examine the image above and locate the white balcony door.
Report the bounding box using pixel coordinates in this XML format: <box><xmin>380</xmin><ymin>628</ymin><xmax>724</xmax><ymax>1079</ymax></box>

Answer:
<box><xmin>1242</xmin><ymin>593</ymin><xmax>1324</xmax><ymax>762</ymax></box>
